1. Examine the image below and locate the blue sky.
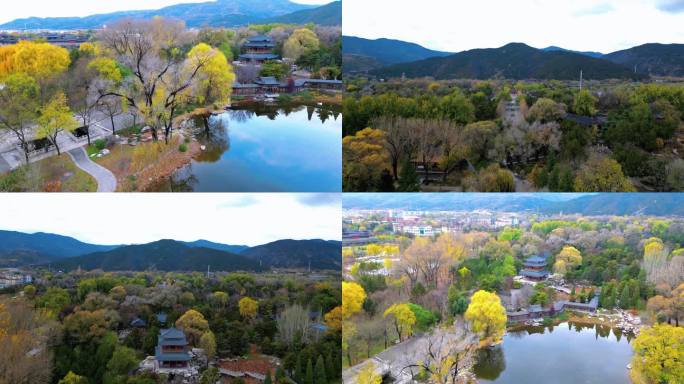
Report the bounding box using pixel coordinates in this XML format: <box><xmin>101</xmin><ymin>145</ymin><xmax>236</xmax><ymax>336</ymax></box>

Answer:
<box><xmin>0</xmin><ymin>193</ymin><xmax>341</xmax><ymax>245</ymax></box>
<box><xmin>343</xmin><ymin>0</ymin><xmax>684</xmax><ymax>53</ymax></box>
<box><xmin>0</xmin><ymin>0</ymin><xmax>332</xmax><ymax>24</ymax></box>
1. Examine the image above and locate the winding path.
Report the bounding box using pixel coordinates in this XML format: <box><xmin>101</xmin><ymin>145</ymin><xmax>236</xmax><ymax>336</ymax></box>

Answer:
<box><xmin>67</xmin><ymin>147</ymin><xmax>117</xmax><ymax>192</ymax></box>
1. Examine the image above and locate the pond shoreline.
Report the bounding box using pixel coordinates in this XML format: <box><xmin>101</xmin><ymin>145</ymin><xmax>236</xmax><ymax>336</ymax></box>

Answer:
<box><xmin>477</xmin><ymin>320</ymin><xmax>634</xmax><ymax>384</ymax></box>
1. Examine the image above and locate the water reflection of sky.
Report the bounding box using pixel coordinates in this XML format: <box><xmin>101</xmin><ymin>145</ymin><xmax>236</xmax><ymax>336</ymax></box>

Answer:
<box><xmin>475</xmin><ymin>322</ymin><xmax>633</xmax><ymax>384</ymax></box>
<box><xmin>176</xmin><ymin>106</ymin><xmax>341</xmax><ymax>192</ymax></box>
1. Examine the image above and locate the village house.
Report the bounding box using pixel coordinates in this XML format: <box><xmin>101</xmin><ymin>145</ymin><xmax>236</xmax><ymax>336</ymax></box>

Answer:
<box><xmin>232</xmin><ymin>77</ymin><xmax>343</xmax><ymax>96</ymax></box>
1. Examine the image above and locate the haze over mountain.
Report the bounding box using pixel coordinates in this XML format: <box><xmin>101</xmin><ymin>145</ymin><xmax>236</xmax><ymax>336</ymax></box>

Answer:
<box><xmin>604</xmin><ymin>43</ymin><xmax>684</xmax><ymax>77</ymax></box>
<box><xmin>241</xmin><ymin>239</ymin><xmax>342</xmax><ymax>270</ymax></box>
<box><xmin>343</xmin><ymin>36</ymin><xmax>451</xmax><ymax>73</ymax></box>
<box><xmin>344</xmin><ymin>193</ymin><xmax>684</xmax><ymax>217</ymax></box>
<box><xmin>0</xmin><ymin>230</ymin><xmax>340</xmax><ymax>270</ymax></box>
<box><xmin>264</xmin><ymin>1</ymin><xmax>341</xmax><ymax>26</ymax></box>
<box><xmin>183</xmin><ymin>240</ymin><xmax>249</xmax><ymax>254</ymax></box>
<box><xmin>0</xmin><ymin>230</ymin><xmax>119</xmax><ymax>258</ymax></box>
<box><xmin>0</xmin><ymin>0</ymin><xmax>340</xmax><ymax>30</ymax></box>
<box><xmin>371</xmin><ymin>42</ymin><xmax>646</xmax><ymax>80</ymax></box>
<box><xmin>50</xmin><ymin>240</ymin><xmax>262</xmax><ymax>272</ymax></box>
<box><xmin>541</xmin><ymin>46</ymin><xmax>605</xmax><ymax>59</ymax></box>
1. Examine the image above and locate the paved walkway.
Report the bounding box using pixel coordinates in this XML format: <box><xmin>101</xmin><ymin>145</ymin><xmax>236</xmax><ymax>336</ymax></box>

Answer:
<box><xmin>343</xmin><ymin>320</ymin><xmax>478</xmax><ymax>384</ymax></box>
<box><xmin>67</xmin><ymin>147</ymin><xmax>117</xmax><ymax>192</ymax></box>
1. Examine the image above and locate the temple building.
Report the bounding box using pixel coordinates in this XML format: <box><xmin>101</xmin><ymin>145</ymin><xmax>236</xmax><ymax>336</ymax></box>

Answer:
<box><xmin>239</xmin><ymin>35</ymin><xmax>279</xmax><ymax>64</ymax></box>
<box><xmin>521</xmin><ymin>256</ymin><xmax>550</xmax><ymax>281</ymax></box>
<box><xmin>155</xmin><ymin>327</ymin><xmax>191</xmax><ymax>370</ymax></box>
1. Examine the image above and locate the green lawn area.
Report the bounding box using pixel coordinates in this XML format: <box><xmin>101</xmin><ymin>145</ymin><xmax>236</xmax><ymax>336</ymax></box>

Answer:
<box><xmin>0</xmin><ymin>154</ymin><xmax>97</xmax><ymax>192</ymax></box>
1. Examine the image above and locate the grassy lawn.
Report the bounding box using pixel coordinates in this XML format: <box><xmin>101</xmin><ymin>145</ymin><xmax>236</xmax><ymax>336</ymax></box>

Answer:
<box><xmin>0</xmin><ymin>154</ymin><xmax>97</xmax><ymax>192</ymax></box>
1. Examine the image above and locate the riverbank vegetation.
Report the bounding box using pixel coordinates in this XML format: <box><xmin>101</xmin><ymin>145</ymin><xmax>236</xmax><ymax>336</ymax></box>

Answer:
<box><xmin>0</xmin><ymin>270</ymin><xmax>341</xmax><ymax>384</ymax></box>
<box><xmin>342</xmin><ymin>78</ymin><xmax>684</xmax><ymax>192</ymax></box>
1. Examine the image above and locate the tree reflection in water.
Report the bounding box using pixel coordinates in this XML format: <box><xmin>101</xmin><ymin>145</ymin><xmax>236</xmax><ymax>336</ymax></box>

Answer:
<box><xmin>150</xmin><ymin>103</ymin><xmax>341</xmax><ymax>191</ymax></box>
<box><xmin>195</xmin><ymin>117</ymin><xmax>229</xmax><ymax>163</ymax></box>
<box><xmin>474</xmin><ymin>346</ymin><xmax>506</xmax><ymax>381</ymax></box>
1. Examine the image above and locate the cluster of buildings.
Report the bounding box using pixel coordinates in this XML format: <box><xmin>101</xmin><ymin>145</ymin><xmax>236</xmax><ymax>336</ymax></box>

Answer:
<box><xmin>0</xmin><ymin>269</ymin><xmax>32</xmax><ymax>289</ymax></box>
<box><xmin>0</xmin><ymin>32</ymin><xmax>88</xmax><ymax>47</ymax></box>
<box><xmin>232</xmin><ymin>35</ymin><xmax>342</xmax><ymax>97</ymax></box>
<box><xmin>343</xmin><ymin>209</ymin><xmax>523</xmax><ymax>240</ymax></box>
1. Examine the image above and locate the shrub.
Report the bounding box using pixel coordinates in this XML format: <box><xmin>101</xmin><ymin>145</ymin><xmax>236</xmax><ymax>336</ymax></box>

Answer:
<box><xmin>94</xmin><ymin>139</ymin><xmax>107</xmax><ymax>151</ymax></box>
<box><xmin>179</xmin><ymin>143</ymin><xmax>188</xmax><ymax>153</ymax></box>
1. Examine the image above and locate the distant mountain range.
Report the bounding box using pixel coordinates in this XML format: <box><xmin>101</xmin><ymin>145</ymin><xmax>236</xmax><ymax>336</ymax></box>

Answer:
<box><xmin>0</xmin><ymin>0</ymin><xmax>341</xmax><ymax>30</ymax></box>
<box><xmin>0</xmin><ymin>230</ymin><xmax>340</xmax><ymax>270</ymax></box>
<box><xmin>344</xmin><ymin>193</ymin><xmax>684</xmax><ymax>216</ymax></box>
<box><xmin>347</xmin><ymin>37</ymin><xmax>684</xmax><ymax>79</ymax></box>
<box><xmin>372</xmin><ymin>43</ymin><xmax>645</xmax><ymax>80</ymax></box>
<box><xmin>343</xmin><ymin>36</ymin><xmax>451</xmax><ymax>73</ymax></box>
<box><xmin>241</xmin><ymin>239</ymin><xmax>342</xmax><ymax>270</ymax></box>
<box><xmin>51</xmin><ymin>240</ymin><xmax>262</xmax><ymax>272</ymax></box>
<box><xmin>541</xmin><ymin>46</ymin><xmax>605</xmax><ymax>59</ymax></box>
<box><xmin>604</xmin><ymin>43</ymin><xmax>684</xmax><ymax>77</ymax></box>
<box><xmin>264</xmin><ymin>1</ymin><xmax>341</xmax><ymax>26</ymax></box>
<box><xmin>0</xmin><ymin>230</ymin><xmax>119</xmax><ymax>266</ymax></box>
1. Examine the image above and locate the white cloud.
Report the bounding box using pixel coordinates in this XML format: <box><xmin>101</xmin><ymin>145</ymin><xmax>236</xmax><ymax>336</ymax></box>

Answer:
<box><xmin>343</xmin><ymin>0</ymin><xmax>684</xmax><ymax>53</ymax></box>
<box><xmin>0</xmin><ymin>193</ymin><xmax>341</xmax><ymax>246</ymax></box>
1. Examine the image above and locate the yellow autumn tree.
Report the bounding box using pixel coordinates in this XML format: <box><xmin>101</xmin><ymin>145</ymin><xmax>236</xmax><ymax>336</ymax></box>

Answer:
<box><xmin>343</xmin><ymin>128</ymin><xmax>390</xmax><ymax>191</ymax></box>
<box><xmin>355</xmin><ymin>362</ymin><xmax>382</xmax><ymax>384</ymax></box>
<box><xmin>630</xmin><ymin>323</ymin><xmax>684</xmax><ymax>384</ymax></box>
<box><xmin>283</xmin><ymin>28</ymin><xmax>320</xmax><ymax>60</ymax></box>
<box><xmin>554</xmin><ymin>246</ymin><xmax>582</xmax><ymax>274</ymax></box>
<box><xmin>383</xmin><ymin>303</ymin><xmax>416</xmax><ymax>341</ymax></box>
<box><xmin>324</xmin><ymin>306</ymin><xmax>342</xmax><ymax>332</ymax></box>
<box><xmin>0</xmin><ymin>41</ymin><xmax>70</xmax><ymax>81</ymax></box>
<box><xmin>342</xmin><ymin>281</ymin><xmax>366</xmax><ymax>319</ymax></box>
<box><xmin>88</xmin><ymin>57</ymin><xmax>122</xmax><ymax>84</ymax></box>
<box><xmin>36</xmin><ymin>92</ymin><xmax>78</xmax><ymax>155</ymax></box>
<box><xmin>238</xmin><ymin>297</ymin><xmax>259</xmax><ymax>320</ymax></box>
<box><xmin>366</xmin><ymin>243</ymin><xmax>383</xmax><ymax>256</ymax></box>
<box><xmin>464</xmin><ymin>290</ymin><xmax>507</xmax><ymax>342</ymax></box>
<box><xmin>186</xmin><ymin>43</ymin><xmax>235</xmax><ymax>106</ymax></box>
<box><xmin>643</xmin><ymin>237</ymin><xmax>669</xmax><ymax>284</ymax></box>
<box><xmin>176</xmin><ymin>309</ymin><xmax>209</xmax><ymax>345</ymax></box>
<box><xmin>199</xmin><ymin>331</ymin><xmax>217</xmax><ymax>360</ymax></box>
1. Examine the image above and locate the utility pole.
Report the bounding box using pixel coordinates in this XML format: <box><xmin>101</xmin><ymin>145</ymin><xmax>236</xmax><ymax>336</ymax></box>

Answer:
<box><xmin>579</xmin><ymin>70</ymin><xmax>583</xmax><ymax>91</ymax></box>
<box><xmin>207</xmin><ymin>265</ymin><xmax>210</xmax><ymax>279</ymax></box>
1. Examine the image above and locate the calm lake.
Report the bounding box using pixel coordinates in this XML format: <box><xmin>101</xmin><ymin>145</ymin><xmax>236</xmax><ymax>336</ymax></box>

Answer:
<box><xmin>153</xmin><ymin>104</ymin><xmax>341</xmax><ymax>192</ymax></box>
<box><xmin>474</xmin><ymin>322</ymin><xmax>634</xmax><ymax>384</ymax></box>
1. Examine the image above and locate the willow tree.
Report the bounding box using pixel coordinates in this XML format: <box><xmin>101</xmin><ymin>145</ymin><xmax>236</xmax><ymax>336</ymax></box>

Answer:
<box><xmin>0</xmin><ymin>73</ymin><xmax>40</xmax><ymax>163</ymax></box>
<box><xmin>464</xmin><ymin>290</ymin><xmax>507</xmax><ymax>342</ymax></box>
<box><xmin>98</xmin><ymin>18</ymin><xmax>233</xmax><ymax>143</ymax></box>
<box><xmin>0</xmin><ymin>40</ymin><xmax>70</xmax><ymax>83</ymax></box>
<box><xmin>37</xmin><ymin>92</ymin><xmax>78</xmax><ymax>155</ymax></box>
<box><xmin>283</xmin><ymin>28</ymin><xmax>320</xmax><ymax>61</ymax></box>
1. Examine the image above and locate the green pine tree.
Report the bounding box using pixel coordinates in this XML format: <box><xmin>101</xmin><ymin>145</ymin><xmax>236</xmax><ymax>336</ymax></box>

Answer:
<box><xmin>294</xmin><ymin>354</ymin><xmax>302</xmax><ymax>383</ymax></box>
<box><xmin>275</xmin><ymin>367</ymin><xmax>285</xmax><ymax>383</ymax></box>
<box><xmin>609</xmin><ymin>288</ymin><xmax>617</xmax><ymax>308</ymax></box>
<box><xmin>304</xmin><ymin>358</ymin><xmax>314</xmax><ymax>384</ymax></box>
<box><xmin>314</xmin><ymin>355</ymin><xmax>327</xmax><ymax>384</ymax></box>
<box><xmin>324</xmin><ymin>352</ymin><xmax>334</xmax><ymax>380</ymax></box>
<box><xmin>397</xmin><ymin>157</ymin><xmax>420</xmax><ymax>192</ymax></box>
<box><xmin>631</xmin><ymin>281</ymin><xmax>641</xmax><ymax>309</ymax></box>
<box><xmin>620</xmin><ymin>285</ymin><xmax>631</xmax><ymax>309</ymax></box>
